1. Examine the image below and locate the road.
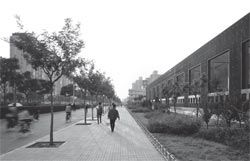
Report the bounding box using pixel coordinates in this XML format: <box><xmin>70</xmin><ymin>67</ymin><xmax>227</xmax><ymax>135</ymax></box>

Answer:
<box><xmin>0</xmin><ymin>108</ymin><xmax>98</xmax><ymax>155</ymax></box>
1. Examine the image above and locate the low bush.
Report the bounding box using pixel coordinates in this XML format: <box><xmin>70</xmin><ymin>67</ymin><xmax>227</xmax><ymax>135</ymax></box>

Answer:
<box><xmin>144</xmin><ymin>112</ymin><xmax>155</xmax><ymax>119</ymax></box>
<box><xmin>195</xmin><ymin>127</ymin><xmax>250</xmax><ymax>151</ymax></box>
<box><xmin>144</xmin><ymin>111</ymin><xmax>163</xmax><ymax>119</ymax></box>
<box><xmin>147</xmin><ymin>113</ymin><xmax>201</xmax><ymax>135</ymax></box>
<box><xmin>127</xmin><ymin>104</ymin><xmax>137</xmax><ymax>109</ymax></box>
<box><xmin>132</xmin><ymin>108</ymin><xmax>151</xmax><ymax>113</ymax></box>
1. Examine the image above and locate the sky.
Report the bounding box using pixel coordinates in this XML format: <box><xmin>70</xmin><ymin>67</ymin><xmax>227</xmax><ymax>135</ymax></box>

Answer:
<box><xmin>0</xmin><ymin>0</ymin><xmax>249</xmax><ymax>100</ymax></box>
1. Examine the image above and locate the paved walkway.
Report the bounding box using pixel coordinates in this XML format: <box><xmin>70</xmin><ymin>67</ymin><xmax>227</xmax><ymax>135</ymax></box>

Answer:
<box><xmin>0</xmin><ymin>107</ymin><xmax>165</xmax><ymax>161</ymax></box>
<box><xmin>0</xmin><ymin>108</ymin><xmax>96</xmax><ymax>155</ymax></box>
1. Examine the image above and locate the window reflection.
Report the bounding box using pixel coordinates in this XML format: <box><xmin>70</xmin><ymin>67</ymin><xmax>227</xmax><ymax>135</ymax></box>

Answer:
<box><xmin>189</xmin><ymin>65</ymin><xmax>201</xmax><ymax>84</ymax></box>
<box><xmin>242</xmin><ymin>40</ymin><xmax>250</xmax><ymax>89</ymax></box>
<box><xmin>209</xmin><ymin>51</ymin><xmax>230</xmax><ymax>92</ymax></box>
<box><xmin>176</xmin><ymin>73</ymin><xmax>184</xmax><ymax>85</ymax></box>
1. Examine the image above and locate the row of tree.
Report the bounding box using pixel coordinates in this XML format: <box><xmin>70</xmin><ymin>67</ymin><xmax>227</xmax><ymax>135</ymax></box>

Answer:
<box><xmin>1</xmin><ymin>17</ymin><xmax>120</xmax><ymax>145</ymax></box>
<box><xmin>60</xmin><ymin>65</ymin><xmax>120</xmax><ymax>105</ymax></box>
<box><xmin>159</xmin><ymin>73</ymin><xmax>249</xmax><ymax>129</ymax></box>
<box><xmin>0</xmin><ymin>58</ymin><xmax>51</xmax><ymax>105</ymax></box>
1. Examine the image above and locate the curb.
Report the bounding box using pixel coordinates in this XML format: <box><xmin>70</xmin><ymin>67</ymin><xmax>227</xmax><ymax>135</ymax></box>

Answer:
<box><xmin>126</xmin><ymin>107</ymin><xmax>178</xmax><ymax>161</ymax></box>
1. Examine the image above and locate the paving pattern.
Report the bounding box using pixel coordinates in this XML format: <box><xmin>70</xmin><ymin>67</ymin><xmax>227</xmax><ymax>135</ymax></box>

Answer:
<box><xmin>0</xmin><ymin>107</ymin><xmax>165</xmax><ymax>161</ymax></box>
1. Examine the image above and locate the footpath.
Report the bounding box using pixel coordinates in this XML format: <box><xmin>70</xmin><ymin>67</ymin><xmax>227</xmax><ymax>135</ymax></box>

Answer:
<box><xmin>0</xmin><ymin>107</ymin><xmax>165</xmax><ymax>161</ymax></box>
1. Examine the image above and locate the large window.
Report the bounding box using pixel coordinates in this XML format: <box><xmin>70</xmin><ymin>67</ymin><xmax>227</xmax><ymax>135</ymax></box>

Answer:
<box><xmin>176</xmin><ymin>73</ymin><xmax>184</xmax><ymax>85</ymax></box>
<box><xmin>209</xmin><ymin>51</ymin><xmax>230</xmax><ymax>92</ymax></box>
<box><xmin>242</xmin><ymin>40</ymin><xmax>250</xmax><ymax>89</ymax></box>
<box><xmin>167</xmin><ymin>79</ymin><xmax>174</xmax><ymax>85</ymax></box>
<box><xmin>189</xmin><ymin>65</ymin><xmax>201</xmax><ymax>84</ymax></box>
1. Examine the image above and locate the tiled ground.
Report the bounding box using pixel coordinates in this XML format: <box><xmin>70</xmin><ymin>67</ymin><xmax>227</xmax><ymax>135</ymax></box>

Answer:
<box><xmin>0</xmin><ymin>107</ymin><xmax>165</xmax><ymax>161</ymax></box>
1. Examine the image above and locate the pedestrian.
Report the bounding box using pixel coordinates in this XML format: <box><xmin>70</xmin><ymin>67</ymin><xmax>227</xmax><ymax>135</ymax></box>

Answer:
<box><xmin>33</xmin><ymin>105</ymin><xmax>40</xmax><ymax>121</ymax></box>
<box><xmin>18</xmin><ymin>108</ymin><xmax>33</xmax><ymax>133</ymax></box>
<box><xmin>72</xmin><ymin>103</ymin><xmax>76</xmax><ymax>111</ymax></box>
<box><xmin>108</xmin><ymin>103</ymin><xmax>120</xmax><ymax>132</ymax></box>
<box><xmin>97</xmin><ymin>102</ymin><xmax>103</xmax><ymax>124</ymax></box>
<box><xmin>65</xmin><ymin>103</ymin><xmax>72</xmax><ymax>122</ymax></box>
<box><xmin>6</xmin><ymin>104</ymin><xmax>18</xmax><ymax>130</ymax></box>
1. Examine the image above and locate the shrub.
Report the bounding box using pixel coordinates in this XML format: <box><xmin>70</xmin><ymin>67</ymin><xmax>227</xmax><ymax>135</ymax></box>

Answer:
<box><xmin>144</xmin><ymin>110</ymin><xmax>164</xmax><ymax>119</ymax></box>
<box><xmin>147</xmin><ymin>113</ymin><xmax>201</xmax><ymax>135</ymax></box>
<box><xmin>194</xmin><ymin>127</ymin><xmax>226</xmax><ymax>143</ymax></box>
<box><xmin>132</xmin><ymin>108</ymin><xmax>151</xmax><ymax>113</ymax></box>
<box><xmin>127</xmin><ymin>104</ymin><xmax>136</xmax><ymax>109</ymax></box>
<box><xmin>195</xmin><ymin>127</ymin><xmax>250</xmax><ymax>151</ymax></box>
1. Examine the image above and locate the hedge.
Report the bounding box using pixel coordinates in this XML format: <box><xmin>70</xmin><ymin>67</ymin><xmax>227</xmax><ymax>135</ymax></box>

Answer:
<box><xmin>147</xmin><ymin>113</ymin><xmax>201</xmax><ymax>135</ymax></box>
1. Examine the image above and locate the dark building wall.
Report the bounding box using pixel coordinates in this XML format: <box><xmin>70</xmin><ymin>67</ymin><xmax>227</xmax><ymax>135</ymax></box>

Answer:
<box><xmin>147</xmin><ymin>13</ymin><xmax>250</xmax><ymax>103</ymax></box>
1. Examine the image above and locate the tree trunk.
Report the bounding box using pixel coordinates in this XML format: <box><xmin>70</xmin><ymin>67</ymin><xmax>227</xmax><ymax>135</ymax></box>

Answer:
<box><xmin>174</xmin><ymin>102</ymin><xmax>176</xmax><ymax>114</ymax></box>
<box><xmin>3</xmin><ymin>84</ymin><xmax>6</xmax><ymax>106</ymax></box>
<box><xmin>13</xmin><ymin>81</ymin><xmax>16</xmax><ymax>104</ymax></box>
<box><xmin>84</xmin><ymin>105</ymin><xmax>87</xmax><ymax>124</ymax></box>
<box><xmin>195</xmin><ymin>95</ymin><xmax>199</xmax><ymax>118</ymax></box>
<box><xmin>91</xmin><ymin>96</ymin><xmax>94</xmax><ymax>120</ymax></box>
<box><xmin>227</xmin><ymin>119</ymin><xmax>231</xmax><ymax>128</ymax></box>
<box><xmin>49</xmin><ymin>85</ymin><xmax>54</xmax><ymax>146</ymax></box>
<box><xmin>216</xmin><ymin>115</ymin><xmax>219</xmax><ymax>126</ymax></box>
<box><xmin>25</xmin><ymin>93</ymin><xmax>29</xmax><ymax>103</ymax></box>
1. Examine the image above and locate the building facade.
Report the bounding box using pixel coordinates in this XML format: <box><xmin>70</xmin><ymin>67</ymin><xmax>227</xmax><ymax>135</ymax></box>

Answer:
<box><xmin>128</xmin><ymin>77</ymin><xmax>145</xmax><ymax>100</ymax></box>
<box><xmin>128</xmin><ymin>71</ymin><xmax>161</xmax><ymax>101</ymax></box>
<box><xmin>146</xmin><ymin>13</ymin><xmax>250</xmax><ymax>106</ymax></box>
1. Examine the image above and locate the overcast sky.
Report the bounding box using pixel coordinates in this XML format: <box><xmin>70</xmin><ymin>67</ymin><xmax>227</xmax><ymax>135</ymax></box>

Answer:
<box><xmin>0</xmin><ymin>0</ymin><xmax>249</xmax><ymax>99</ymax></box>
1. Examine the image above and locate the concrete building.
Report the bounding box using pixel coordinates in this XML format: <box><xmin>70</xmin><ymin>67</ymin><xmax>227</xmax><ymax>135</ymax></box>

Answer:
<box><xmin>129</xmin><ymin>77</ymin><xmax>145</xmax><ymax>100</ymax></box>
<box><xmin>10</xmin><ymin>33</ymin><xmax>72</xmax><ymax>96</ymax></box>
<box><xmin>146</xmin><ymin>13</ymin><xmax>250</xmax><ymax>106</ymax></box>
<box><xmin>128</xmin><ymin>71</ymin><xmax>161</xmax><ymax>101</ymax></box>
<box><xmin>147</xmin><ymin>70</ymin><xmax>160</xmax><ymax>84</ymax></box>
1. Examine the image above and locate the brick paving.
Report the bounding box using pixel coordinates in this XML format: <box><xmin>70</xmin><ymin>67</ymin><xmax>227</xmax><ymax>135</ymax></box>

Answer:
<box><xmin>0</xmin><ymin>107</ymin><xmax>165</xmax><ymax>161</ymax></box>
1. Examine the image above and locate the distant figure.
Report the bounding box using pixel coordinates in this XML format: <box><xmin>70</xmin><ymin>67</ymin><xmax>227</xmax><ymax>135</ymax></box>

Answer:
<box><xmin>97</xmin><ymin>102</ymin><xmax>103</xmax><ymax>124</ymax></box>
<box><xmin>108</xmin><ymin>103</ymin><xmax>120</xmax><ymax>132</ymax></box>
<box><xmin>65</xmin><ymin>104</ymin><xmax>72</xmax><ymax>122</ymax></box>
<box><xmin>6</xmin><ymin>104</ymin><xmax>18</xmax><ymax>129</ymax></box>
<box><xmin>18</xmin><ymin>108</ymin><xmax>32</xmax><ymax>133</ymax></box>
<box><xmin>33</xmin><ymin>106</ymin><xmax>40</xmax><ymax>121</ymax></box>
<box><xmin>72</xmin><ymin>103</ymin><xmax>76</xmax><ymax>111</ymax></box>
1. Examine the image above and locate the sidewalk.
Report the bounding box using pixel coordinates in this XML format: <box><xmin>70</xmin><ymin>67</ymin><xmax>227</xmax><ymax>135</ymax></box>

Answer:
<box><xmin>0</xmin><ymin>107</ymin><xmax>165</xmax><ymax>161</ymax></box>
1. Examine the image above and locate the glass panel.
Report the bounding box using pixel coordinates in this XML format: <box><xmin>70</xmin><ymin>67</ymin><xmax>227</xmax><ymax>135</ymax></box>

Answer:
<box><xmin>168</xmin><ymin>79</ymin><xmax>174</xmax><ymax>85</ymax></box>
<box><xmin>242</xmin><ymin>40</ymin><xmax>250</xmax><ymax>89</ymax></box>
<box><xmin>209</xmin><ymin>51</ymin><xmax>230</xmax><ymax>92</ymax></box>
<box><xmin>189</xmin><ymin>65</ymin><xmax>201</xmax><ymax>84</ymax></box>
<box><xmin>176</xmin><ymin>73</ymin><xmax>184</xmax><ymax>85</ymax></box>
<box><xmin>242</xmin><ymin>94</ymin><xmax>246</xmax><ymax>101</ymax></box>
<box><xmin>248</xmin><ymin>46</ymin><xmax>250</xmax><ymax>88</ymax></box>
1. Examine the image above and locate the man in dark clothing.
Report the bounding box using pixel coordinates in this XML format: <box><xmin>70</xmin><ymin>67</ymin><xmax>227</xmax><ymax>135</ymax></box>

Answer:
<box><xmin>97</xmin><ymin>102</ymin><xmax>103</xmax><ymax>124</ymax></box>
<box><xmin>108</xmin><ymin>103</ymin><xmax>120</xmax><ymax>132</ymax></box>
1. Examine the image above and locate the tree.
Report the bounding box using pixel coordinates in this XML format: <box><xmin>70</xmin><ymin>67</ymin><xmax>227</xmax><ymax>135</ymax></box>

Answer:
<box><xmin>162</xmin><ymin>82</ymin><xmax>173</xmax><ymax>110</ymax></box>
<box><xmin>188</xmin><ymin>73</ymin><xmax>208</xmax><ymax>119</ymax></box>
<box><xmin>11</xmin><ymin>18</ymin><xmax>85</xmax><ymax>145</ymax></box>
<box><xmin>100</xmin><ymin>76</ymin><xmax>115</xmax><ymax>102</ymax></box>
<box><xmin>0</xmin><ymin>57</ymin><xmax>20</xmax><ymax>105</ymax></box>
<box><xmin>189</xmin><ymin>79</ymin><xmax>201</xmax><ymax>118</ymax></box>
<box><xmin>170</xmin><ymin>82</ymin><xmax>182</xmax><ymax>114</ymax></box>
<box><xmin>17</xmin><ymin>71</ymin><xmax>50</xmax><ymax>103</ymax></box>
<box><xmin>73</xmin><ymin>73</ymin><xmax>91</xmax><ymax>124</ymax></box>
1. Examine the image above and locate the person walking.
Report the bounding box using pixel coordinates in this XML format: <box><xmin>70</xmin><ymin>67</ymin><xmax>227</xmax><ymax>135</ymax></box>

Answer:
<box><xmin>108</xmin><ymin>103</ymin><xmax>120</xmax><ymax>132</ymax></box>
<box><xmin>65</xmin><ymin>104</ymin><xmax>72</xmax><ymax>123</ymax></box>
<box><xmin>97</xmin><ymin>102</ymin><xmax>103</xmax><ymax>124</ymax></box>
